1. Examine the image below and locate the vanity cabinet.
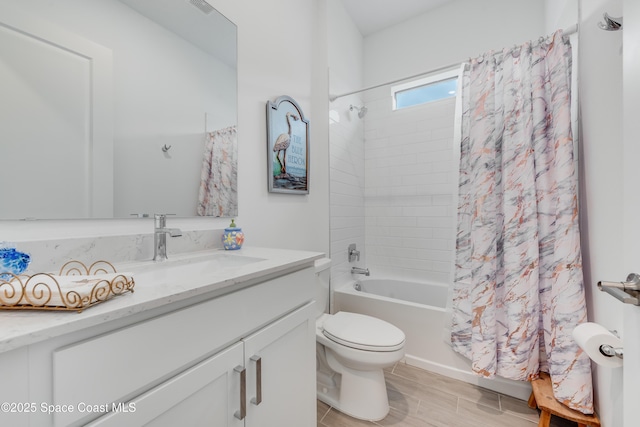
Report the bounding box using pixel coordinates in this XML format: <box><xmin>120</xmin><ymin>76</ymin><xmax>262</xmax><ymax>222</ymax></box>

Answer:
<box><xmin>87</xmin><ymin>303</ymin><xmax>315</xmax><ymax>427</ymax></box>
<box><xmin>0</xmin><ymin>263</ymin><xmax>317</xmax><ymax>427</ymax></box>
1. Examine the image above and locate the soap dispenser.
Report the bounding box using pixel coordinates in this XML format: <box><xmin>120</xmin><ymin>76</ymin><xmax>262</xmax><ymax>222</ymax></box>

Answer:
<box><xmin>222</xmin><ymin>219</ymin><xmax>244</xmax><ymax>250</ymax></box>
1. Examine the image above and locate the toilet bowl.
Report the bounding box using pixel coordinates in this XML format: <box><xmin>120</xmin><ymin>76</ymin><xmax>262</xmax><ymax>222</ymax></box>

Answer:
<box><xmin>314</xmin><ymin>258</ymin><xmax>405</xmax><ymax>421</ymax></box>
<box><xmin>315</xmin><ymin>311</ymin><xmax>405</xmax><ymax>420</ymax></box>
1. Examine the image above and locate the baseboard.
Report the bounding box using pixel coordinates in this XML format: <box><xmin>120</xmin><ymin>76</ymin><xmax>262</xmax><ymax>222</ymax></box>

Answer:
<box><xmin>403</xmin><ymin>354</ymin><xmax>532</xmax><ymax>401</ymax></box>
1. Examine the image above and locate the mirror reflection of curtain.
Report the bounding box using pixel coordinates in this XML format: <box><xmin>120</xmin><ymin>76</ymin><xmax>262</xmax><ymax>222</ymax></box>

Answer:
<box><xmin>197</xmin><ymin>125</ymin><xmax>237</xmax><ymax>217</ymax></box>
<box><xmin>451</xmin><ymin>30</ymin><xmax>592</xmax><ymax>414</ymax></box>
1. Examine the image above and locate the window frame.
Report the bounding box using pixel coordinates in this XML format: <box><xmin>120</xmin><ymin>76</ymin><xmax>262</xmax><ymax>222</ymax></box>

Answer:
<box><xmin>391</xmin><ymin>67</ymin><xmax>460</xmax><ymax>111</ymax></box>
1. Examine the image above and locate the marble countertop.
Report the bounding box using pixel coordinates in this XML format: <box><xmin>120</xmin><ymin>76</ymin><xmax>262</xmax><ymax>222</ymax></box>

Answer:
<box><xmin>0</xmin><ymin>247</ymin><xmax>325</xmax><ymax>354</ymax></box>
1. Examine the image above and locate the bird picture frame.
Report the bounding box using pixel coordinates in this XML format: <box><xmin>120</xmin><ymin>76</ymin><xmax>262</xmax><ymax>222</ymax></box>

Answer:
<box><xmin>266</xmin><ymin>95</ymin><xmax>310</xmax><ymax>194</ymax></box>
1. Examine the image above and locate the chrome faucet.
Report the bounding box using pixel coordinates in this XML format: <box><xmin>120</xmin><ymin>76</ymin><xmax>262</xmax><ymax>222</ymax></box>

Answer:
<box><xmin>351</xmin><ymin>266</ymin><xmax>370</xmax><ymax>276</ymax></box>
<box><xmin>153</xmin><ymin>214</ymin><xmax>182</xmax><ymax>262</ymax></box>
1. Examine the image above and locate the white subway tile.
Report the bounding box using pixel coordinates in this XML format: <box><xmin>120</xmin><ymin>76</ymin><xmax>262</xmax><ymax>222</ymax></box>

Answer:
<box><xmin>331</xmin><ymin>88</ymin><xmax>457</xmax><ymax>283</ymax></box>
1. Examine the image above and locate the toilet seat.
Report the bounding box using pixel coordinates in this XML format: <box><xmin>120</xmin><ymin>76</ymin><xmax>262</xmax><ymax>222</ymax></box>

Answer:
<box><xmin>322</xmin><ymin>312</ymin><xmax>405</xmax><ymax>352</ymax></box>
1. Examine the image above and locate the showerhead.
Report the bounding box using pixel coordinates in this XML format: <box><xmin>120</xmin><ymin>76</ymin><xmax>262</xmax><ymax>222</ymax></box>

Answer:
<box><xmin>349</xmin><ymin>104</ymin><xmax>368</xmax><ymax>118</ymax></box>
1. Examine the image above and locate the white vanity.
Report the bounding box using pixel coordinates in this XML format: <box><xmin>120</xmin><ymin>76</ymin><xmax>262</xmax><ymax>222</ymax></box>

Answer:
<box><xmin>0</xmin><ymin>247</ymin><xmax>323</xmax><ymax>427</ymax></box>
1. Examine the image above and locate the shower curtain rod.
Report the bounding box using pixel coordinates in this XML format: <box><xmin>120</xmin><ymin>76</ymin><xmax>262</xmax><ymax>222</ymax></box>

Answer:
<box><xmin>329</xmin><ymin>23</ymin><xmax>578</xmax><ymax>102</ymax></box>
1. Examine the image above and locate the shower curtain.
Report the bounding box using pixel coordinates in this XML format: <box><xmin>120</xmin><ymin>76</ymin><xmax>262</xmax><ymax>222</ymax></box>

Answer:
<box><xmin>197</xmin><ymin>125</ymin><xmax>237</xmax><ymax>217</ymax></box>
<box><xmin>450</xmin><ymin>30</ymin><xmax>593</xmax><ymax>413</ymax></box>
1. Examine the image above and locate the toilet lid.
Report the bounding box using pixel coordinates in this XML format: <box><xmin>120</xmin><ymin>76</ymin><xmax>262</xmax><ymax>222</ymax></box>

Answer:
<box><xmin>322</xmin><ymin>312</ymin><xmax>405</xmax><ymax>351</ymax></box>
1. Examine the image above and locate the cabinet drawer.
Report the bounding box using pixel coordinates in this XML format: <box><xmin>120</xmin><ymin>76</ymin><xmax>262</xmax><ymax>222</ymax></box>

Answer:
<box><xmin>52</xmin><ymin>266</ymin><xmax>314</xmax><ymax>426</ymax></box>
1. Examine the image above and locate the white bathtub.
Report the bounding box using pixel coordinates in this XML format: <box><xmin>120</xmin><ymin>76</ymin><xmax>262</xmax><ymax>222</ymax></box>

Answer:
<box><xmin>333</xmin><ymin>277</ymin><xmax>531</xmax><ymax>400</ymax></box>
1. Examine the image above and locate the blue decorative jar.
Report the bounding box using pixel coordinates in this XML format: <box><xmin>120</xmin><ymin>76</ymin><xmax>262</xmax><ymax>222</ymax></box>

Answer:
<box><xmin>222</xmin><ymin>219</ymin><xmax>244</xmax><ymax>250</ymax></box>
<box><xmin>0</xmin><ymin>247</ymin><xmax>31</xmax><ymax>279</ymax></box>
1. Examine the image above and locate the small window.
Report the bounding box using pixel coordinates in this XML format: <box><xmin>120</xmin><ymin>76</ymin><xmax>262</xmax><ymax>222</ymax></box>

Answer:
<box><xmin>392</xmin><ymin>68</ymin><xmax>459</xmax><ymax>110</ymax></box>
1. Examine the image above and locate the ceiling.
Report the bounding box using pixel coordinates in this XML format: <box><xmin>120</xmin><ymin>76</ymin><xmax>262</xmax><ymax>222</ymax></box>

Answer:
<box><xmin>340</xmin><ymin>0</ymin><xmax>453</xmax><ymax>36</ymax></box>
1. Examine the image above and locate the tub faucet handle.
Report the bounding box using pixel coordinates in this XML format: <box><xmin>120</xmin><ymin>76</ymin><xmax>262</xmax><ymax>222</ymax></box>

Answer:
<box><xmin>348</xmin><ymin>243</ymin><xmax>360</xmax><ymax>262</ymax></box>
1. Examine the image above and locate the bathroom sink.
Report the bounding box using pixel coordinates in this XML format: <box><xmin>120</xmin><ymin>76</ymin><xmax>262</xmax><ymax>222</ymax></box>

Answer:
<box><xmin>169</xmin><ymin>252</ymin><xmax>264</xmax><ymax>268</ymax></box>
<box><xmin>127</xmin><ymin>252</ymin><xmax>266</xmax><ymax>283</ymax></box>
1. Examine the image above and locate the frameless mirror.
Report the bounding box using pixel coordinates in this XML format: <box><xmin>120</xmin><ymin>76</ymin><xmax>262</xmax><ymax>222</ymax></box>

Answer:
<box><xmin>0</xmin><ymin>0</ymin><xmax>237</xmax><ymax>219</ymax></box>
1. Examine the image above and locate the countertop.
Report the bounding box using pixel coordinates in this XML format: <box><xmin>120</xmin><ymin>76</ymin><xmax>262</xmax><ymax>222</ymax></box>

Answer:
<box><xmin>0</xmin><ymin>247</ymin><xmax>325</xmax><ymax>354</ymax></box>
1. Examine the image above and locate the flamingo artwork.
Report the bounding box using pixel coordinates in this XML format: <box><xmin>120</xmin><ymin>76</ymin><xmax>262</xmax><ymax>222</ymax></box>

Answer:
<box><xmin>272</xmin><ymin>111</ymin><xmax>299</xmax><ymax>177</ymax></box>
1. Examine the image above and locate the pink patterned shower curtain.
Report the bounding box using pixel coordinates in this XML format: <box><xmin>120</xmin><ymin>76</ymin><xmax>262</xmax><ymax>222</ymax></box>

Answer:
<box><xmin>197</xmin><ymin>125</ymin><xmax>237</xmax><ymax>217</ymax></box>
<box><xmin>451</xmin><ymin>30</ymin><xmax>593</xmax><ymax>413</ymax></box>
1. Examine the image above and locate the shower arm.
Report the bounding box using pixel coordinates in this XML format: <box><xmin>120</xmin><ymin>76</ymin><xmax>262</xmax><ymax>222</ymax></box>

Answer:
<box><xmin>349</xmin><ymin>104</ymin><xmax>367</xmax><ymax>118</ymax></box>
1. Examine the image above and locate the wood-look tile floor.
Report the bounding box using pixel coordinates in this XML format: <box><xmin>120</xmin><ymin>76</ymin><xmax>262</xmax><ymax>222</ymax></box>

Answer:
<box><xmin>317</xmin><ymin>362</ymin><xmax>579</xmax><ymax>427</ymax></box>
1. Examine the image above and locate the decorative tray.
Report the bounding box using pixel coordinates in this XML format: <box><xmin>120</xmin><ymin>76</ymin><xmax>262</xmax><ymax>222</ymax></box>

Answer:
<box><xmin>0</xmin><ymin>260</ymin><xmax>135</xmax><ymax>313</ymax></box>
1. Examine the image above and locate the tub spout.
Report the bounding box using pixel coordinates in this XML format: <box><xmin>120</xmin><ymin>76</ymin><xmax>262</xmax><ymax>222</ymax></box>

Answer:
<box><xmin>351</xmin><ymin>267</ymin><xmax>370</xmax><ymax>276</ymax></box>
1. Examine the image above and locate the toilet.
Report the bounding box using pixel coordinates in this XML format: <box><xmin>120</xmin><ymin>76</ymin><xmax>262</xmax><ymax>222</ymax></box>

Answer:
<box><xmin>314</xmin><ymin>258</ymin><xmax>405</xmax><ymax>421</ymax></box>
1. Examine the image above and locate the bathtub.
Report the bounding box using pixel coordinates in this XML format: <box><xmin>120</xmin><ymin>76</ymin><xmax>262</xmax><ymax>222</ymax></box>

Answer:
<box><xmin>333</xmin><ymin>277</ymin><xmax>531</xmax><ymax>400</ymax></box>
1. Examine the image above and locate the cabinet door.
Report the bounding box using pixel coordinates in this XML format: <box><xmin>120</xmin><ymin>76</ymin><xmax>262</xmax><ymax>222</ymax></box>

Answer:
<box><xmin>87</xmin><ymin>342</ymin><xmax>245</xmax><ymax>427</ymax></box>
<box><xmin>0</xmin><ymin>348</ymin><xmax>29</xmax><ymax>427</ymax></box>
<box><xmin>243</xmin><ymin>302</ymin><xmax>316</xmax><ymax>427</ymax></box>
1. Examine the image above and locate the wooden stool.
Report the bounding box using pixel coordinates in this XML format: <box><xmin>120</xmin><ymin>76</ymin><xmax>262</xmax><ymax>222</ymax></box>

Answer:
<box><xmin>527</xmin><ymin>372</ymin><xmax>600</xmax><ymax>427</ymax></box>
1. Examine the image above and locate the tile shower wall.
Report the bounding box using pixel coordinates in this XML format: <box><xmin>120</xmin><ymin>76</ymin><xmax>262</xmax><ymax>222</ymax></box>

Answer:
<box><xmin>364</xmin><ymin>90</ymin><xmax>456</xmax><ymax>283</ymax></box>
<box><xmin>327</xmin><ymin>0</ymin><xmax>366</xmax><ymax>291</ymax></box>
<box><xmin>329</xmin><ymin>96</ymin><xmax>367</xmax><ymax>287</ymax></box>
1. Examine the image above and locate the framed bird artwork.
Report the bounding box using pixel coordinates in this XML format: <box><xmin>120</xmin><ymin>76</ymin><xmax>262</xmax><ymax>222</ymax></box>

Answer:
<box><xmin>266</xmin><ymin>95</ymin><xmax>310</xmax><ymax>194</ymax></box>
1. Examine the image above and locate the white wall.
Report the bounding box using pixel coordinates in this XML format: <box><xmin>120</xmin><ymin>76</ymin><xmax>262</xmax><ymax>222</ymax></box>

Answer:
<box><xmin>363</xmin><ymin>0</ymin><xmax>545</xmax><ymax>87</ymax></box>
<box><xmin>0</xmin><ymin>0</ymin><xmax>330</xmax><ymax>256</ymax></box>
<box><xmin>209</xmin><ymin>0</ymin><xmax>330</xmax><ymax>254</ymax></box>
<box><xmin>560</xmin><ymin>0</ymin><xmax>623</xmax><ymax>425</ymax></box>
<box><xmin>623</xmin><ymin>1</ymin><xmax>640</xmax><ymax>424</ymax></box>
<box><xmin>327</xmin><ymin>0</ymin><xmax>366</xmax><ymax>287</ymax></box>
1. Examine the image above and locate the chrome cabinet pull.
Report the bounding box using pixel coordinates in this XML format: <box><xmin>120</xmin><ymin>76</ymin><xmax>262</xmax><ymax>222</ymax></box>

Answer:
<box><xmin>250</xmin><ymin>355</ymin><xmax>262</xmax><ymax>405</ymax></box>
<box><xmin>234</xmin><ymin>365</ymin><xmax>246</xmax><ymax>420</ymax></box>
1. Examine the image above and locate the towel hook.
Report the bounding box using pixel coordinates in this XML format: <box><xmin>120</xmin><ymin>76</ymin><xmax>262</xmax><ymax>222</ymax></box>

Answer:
<box><xmin>598</xmin><ymin>13</ymin><xmax>623</xmax><ymax>31</ymax></box>
<box><xmin>161</xmin><ymin>144</ymin><xmax>172</xmax><ymax>153</ymax></box>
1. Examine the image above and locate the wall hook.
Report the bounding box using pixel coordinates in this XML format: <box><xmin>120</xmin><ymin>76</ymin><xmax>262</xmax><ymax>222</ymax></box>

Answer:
<box><xmin>598</xmin><ymin>13</ymin><xmax>623</xmax><ymax>31</ymax></box>
<box><xmin>161</xmin><ymin>144</ymin><xmax>172</xmax><ymax>153</ymax></box>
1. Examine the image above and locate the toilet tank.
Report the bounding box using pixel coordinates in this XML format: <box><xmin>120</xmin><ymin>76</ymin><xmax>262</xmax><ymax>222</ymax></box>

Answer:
<box><xmin>314</xmin><ymin>258</ymin><xmax>331</xmax><ymax>317</ymax></box>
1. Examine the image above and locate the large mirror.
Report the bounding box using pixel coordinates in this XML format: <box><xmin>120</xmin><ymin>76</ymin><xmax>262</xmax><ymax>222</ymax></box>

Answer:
<box><xmin>0</xmin><ymin>0</ymin><xmax>237</xmax><ymax>219</ymax></box>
